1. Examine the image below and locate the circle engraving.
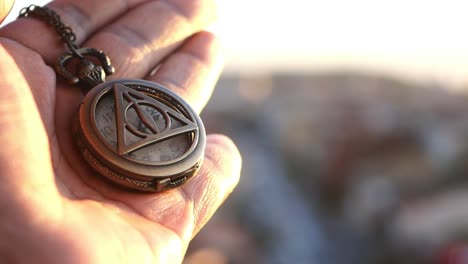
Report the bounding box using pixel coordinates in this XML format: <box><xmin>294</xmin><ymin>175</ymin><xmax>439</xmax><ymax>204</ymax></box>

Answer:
<box><xmin>93</xmin><ymin>83</ymin><xmax>197</xmax><ymax>164</ymax></box>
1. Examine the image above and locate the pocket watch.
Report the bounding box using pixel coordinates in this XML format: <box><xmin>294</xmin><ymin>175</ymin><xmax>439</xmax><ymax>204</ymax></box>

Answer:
<box><xmin>20</xmin><ymin>5</ymin><xmax>206</xmax><ymax>192</ymax></box>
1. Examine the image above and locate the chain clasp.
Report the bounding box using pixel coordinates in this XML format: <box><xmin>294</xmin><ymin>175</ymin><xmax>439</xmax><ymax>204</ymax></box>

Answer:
<box><xmin>56</xmin><ymin>48</ymin><xmax>115</xmax><ymax>92</ymax></box>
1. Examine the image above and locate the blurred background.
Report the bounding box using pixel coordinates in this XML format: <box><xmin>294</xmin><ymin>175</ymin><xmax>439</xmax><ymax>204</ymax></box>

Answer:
<box><xmin>5</xmin><ymin>1</ymin><xmax>468</xmax><ymax>263</ymax></box>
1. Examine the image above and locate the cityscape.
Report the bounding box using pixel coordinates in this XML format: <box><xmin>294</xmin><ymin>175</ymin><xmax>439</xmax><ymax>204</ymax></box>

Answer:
<box><xmin>185</xmin><ymin>72</ymin><xmax>468</xmax><ymax>264</ymax></box>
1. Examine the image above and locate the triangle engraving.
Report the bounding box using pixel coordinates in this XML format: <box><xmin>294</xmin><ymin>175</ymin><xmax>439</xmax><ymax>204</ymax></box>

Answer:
<box><xmin>113</xmin><ymin>84</ymin><xmax>197</xmax><ymax>155</ymax></box>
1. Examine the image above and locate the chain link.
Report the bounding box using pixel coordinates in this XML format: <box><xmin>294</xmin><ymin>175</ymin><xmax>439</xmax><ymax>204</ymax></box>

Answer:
<box><xmin>18</xmin><ymin>4</ymin><xmax>115</xmax><ymax>88</ymax></box>
<box><xmin>19</xmin><ymin>5</ymin><xmax>78</xmax><ymax>49</ymax></box>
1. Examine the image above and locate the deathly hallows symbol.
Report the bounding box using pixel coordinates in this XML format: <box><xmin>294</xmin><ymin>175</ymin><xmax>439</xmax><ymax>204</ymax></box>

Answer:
<box><xmin>113</xmin><ymin>84</ymin><xmax>197</xmax><ymax>155</ymax></box>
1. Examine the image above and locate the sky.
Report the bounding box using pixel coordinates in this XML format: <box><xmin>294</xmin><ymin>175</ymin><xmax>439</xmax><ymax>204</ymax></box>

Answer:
<box><xmin>4</xmin><ymin>0</ymin><xmax>468</xmax><ymax>88</ymax></box>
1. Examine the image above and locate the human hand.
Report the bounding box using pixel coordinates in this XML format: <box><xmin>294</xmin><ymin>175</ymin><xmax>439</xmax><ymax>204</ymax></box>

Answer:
<box><xmin>0</xmin><ymin>0</ymin><xmax>241</xmax><ymax>263</ymax></box>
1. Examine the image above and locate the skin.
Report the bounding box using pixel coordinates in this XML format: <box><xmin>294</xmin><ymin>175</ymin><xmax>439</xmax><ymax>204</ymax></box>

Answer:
<box><xmin>0</xmin><ymin>0</ymin><xmax>241</xmax><ymax>263</ymax></box>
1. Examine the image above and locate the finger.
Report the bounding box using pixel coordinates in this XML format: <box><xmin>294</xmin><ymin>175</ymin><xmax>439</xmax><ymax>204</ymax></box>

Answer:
<box><xmin>54</xmin><ymin>29</ymin><xmax>220</xmax><ymax>142</ymax></box>
<box><xmin>54</xmin><ymin>0</ymin><xmax>216</xmax><ymax>136</ymax></box>
<box><xmin>182</xmin><ymin>134</ymin><xmax>242</xmax><ymax>237</ymax></box>
<box><xmin>0</xmin><ymin>0</ymin><xmax>152</xmax><ymax>63</ymax></box>
<box><xmin>147</xmin><ymin>31</ymin><xmax>223</xmax><ymax>113</ymax></box>
<box><xmin>84</xmin><ymin>0</ymin><xmax>217</xmax><ymax>79</ymax></box>
<box><xmin>0</xmin><ymin>0</ymin><xmax>14</xmax><ymax>23</ymax></box>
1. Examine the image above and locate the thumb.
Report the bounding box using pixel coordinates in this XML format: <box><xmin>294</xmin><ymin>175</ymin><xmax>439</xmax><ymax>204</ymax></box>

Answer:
<box><xmin>0</xmin><ymin>0</ymin><xmax>14</xmax><ymax>24</ymax></box>
<box><xmin>0</xmin><ymin>40</ymin><xmax>61</xmax><ymax>218</ymax></box>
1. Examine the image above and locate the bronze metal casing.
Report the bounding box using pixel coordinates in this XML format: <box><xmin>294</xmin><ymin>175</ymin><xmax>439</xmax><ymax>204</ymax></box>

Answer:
<box><xmin>74</xmin><ymin>79</ymin><xmax>206</xmax><ymax>192</ymax></box>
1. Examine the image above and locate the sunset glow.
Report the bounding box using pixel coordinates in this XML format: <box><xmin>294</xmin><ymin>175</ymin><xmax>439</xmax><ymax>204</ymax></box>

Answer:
<box><xmin>5</xmin><ymin>0</ymin><xmax>468</xmax><ymax>87</ymax></box>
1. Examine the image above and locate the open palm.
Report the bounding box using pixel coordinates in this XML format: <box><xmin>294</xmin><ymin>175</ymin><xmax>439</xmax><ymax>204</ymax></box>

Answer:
<box><xmin>0</xmin><ymin>0</ymin><xmax>241</xmax><ymax>263</ymax></box>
